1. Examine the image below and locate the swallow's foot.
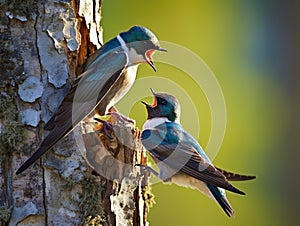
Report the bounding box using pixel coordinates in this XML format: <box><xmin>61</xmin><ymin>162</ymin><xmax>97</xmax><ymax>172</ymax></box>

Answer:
<box><xmin>108</xmin><ymin>112</ymin><xmax>135</xmax><ymax>125</ymax></box>
<box><xmin>94</xmin><ymin>118</ymin><xmax>114</xmax><ymax>140</ymax></box>
<box><xmin>135</xmin><ymin>164</ymin><xmax>159</xmax><ymax>177</ymax></box>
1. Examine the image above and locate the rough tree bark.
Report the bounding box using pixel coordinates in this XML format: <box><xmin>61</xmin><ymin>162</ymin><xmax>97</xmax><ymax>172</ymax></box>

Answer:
<box><xmin>0</xmin><ymin>0</ymin><xmax>153</xmax><ymax>225</ymax></box>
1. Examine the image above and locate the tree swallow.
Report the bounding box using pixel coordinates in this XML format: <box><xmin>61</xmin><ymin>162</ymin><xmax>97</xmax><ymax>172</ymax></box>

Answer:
<box><xmin>141</xmin><ymin>89</ymin><xmax>255</xmax><ymax>217</ymax></box>
<box><xmin>16</xmin><ymin>26</ymin><xmax>167</xmax><ymax>175</ymax></box>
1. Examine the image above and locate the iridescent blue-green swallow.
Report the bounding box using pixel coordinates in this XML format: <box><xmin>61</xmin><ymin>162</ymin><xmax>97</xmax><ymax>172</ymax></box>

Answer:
<box><xmin>141</xmin><ymin>90</ymin><xmax>255</xmax><ymax>217</ymax></box>
<box><xmin>16</xmin><ymin>26</ymin><xmax>166</xmax><ymax>175</ymax></box>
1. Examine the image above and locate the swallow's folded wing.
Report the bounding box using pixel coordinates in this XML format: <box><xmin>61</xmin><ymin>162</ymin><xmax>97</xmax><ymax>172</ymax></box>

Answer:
<box><xmin>17</xmin><ymin>51</ymin><xmax>128</xmax><ymax>174</ymax></box>
<box><xmin>142</xmin><ymin>128</ymin><xmax>245</xmax><ymax>195</ymax></box>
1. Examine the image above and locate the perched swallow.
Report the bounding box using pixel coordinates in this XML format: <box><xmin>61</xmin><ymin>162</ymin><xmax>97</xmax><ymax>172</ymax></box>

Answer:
<box><xmin>141</xmin><ymin>89</ymin><xmax>255</xmax><ymax>217</ymax></box>
<box><xmin>16</xmin><ymin>26</ymin><xmax>166</xmax><ymax>174</ymax></box>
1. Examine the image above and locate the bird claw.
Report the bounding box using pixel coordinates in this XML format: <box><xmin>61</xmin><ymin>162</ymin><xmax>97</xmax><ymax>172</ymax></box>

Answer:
<box><xmin>135</xmin><ymin>164</ymin><xmax>159</xmax><ymax>177</ymax></box>
<box><xmin>94</xmin><ymin>118</ymin><xmax>114</xmax><ymax>140</ymax></box>
<box><xmin>108</xmin><ymin>112</ymin><xmax>135</xmax><ymax>125</ymax></box>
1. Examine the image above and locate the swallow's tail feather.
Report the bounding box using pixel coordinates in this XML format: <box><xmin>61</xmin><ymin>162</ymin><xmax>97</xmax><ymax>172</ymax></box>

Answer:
<box><xmin>16</xmin><ymin>146</ymin><xmax>49</xmax><ymax>174</ymax></box>
<box><xmin>44</xmin><ymin>115</ymin><xmax>56</xmax><ymax>130</ymax></box>
<box><xmin>16</xmin><ymin>123</ymin><xmax>72</xmax><ymax>174</ymax></box>
<box><xmin>207</xmin><ymin>184</ymin><xmax>234</xmax><ymax>217</ymax></box>
<box><xmin>216</xmin><ymin>167</ymin><xmax>256</xmax><ymax>181</ymax></box>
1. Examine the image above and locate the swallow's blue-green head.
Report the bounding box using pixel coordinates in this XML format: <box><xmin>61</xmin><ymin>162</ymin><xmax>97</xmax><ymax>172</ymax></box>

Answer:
<box><xmin>142</xmin><ymin>89</ymin><xmax>181</xmax><ymax>122</ymax></box>
<box><xmin>119</xmin><ymin>26</ymin><xmax>167</xmax><ymax>71</ymax></box>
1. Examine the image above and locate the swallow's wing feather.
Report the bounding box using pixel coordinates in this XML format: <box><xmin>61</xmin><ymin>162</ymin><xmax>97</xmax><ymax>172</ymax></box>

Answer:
<box><xmin>142</xmin><ymin>128</ymin><xmax>245</xmax><ymax>195</ymax></box>
<box><xmin>45</xmin><ymin>51</ymin><xmax>128</xmax><ymax>130</ymax></box>
<box><xmin>152</xmin><ymin>142</ymin><xmax>245</xmax><ymax>195</ymax></box>
<box><xmin>72</xmin><ymin>51</ymin><xmax>128</xmax><ymax>103</ymax></box>
<box><xmin>16</xmin><ymin>51</ymin><xmax>128</xmax><ymax>175</ymax></box>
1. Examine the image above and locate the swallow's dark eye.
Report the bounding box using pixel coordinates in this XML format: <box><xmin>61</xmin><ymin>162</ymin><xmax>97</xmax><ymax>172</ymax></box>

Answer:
<box><xmin>161</xmin><ymin>100</ymin><xmax>167</xmax><ymax>105</ymax></box>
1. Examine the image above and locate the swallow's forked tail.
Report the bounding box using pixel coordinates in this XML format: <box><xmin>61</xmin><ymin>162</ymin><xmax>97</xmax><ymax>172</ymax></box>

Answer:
<box><xmin>207</xmin><ymin>184</ymin><xmax>234</xmax><ymax>217</ymax></box>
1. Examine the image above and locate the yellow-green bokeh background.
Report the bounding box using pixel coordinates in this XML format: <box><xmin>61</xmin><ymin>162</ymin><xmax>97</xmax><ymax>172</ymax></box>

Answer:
<box><xmin>102</xmin><ymin>1</ymin><xmax>297</xmax><ymax>225</ymax></box>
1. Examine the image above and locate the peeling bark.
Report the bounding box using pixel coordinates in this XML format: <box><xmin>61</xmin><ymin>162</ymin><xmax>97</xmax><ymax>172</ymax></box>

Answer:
<box><xmin>0</xmin><ymin>0</ymin><xmax>152</xmax><ymax>225</ymax></box>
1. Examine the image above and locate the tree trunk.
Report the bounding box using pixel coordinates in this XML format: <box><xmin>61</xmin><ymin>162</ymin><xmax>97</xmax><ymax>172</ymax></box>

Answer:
<box><xmin>0</xmin><ymin>1</ymin><xmax>152</xmax><ymax>225</ymax></box>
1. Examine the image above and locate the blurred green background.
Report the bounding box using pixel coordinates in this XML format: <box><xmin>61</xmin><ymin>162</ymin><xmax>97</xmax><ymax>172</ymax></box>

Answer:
<box><xmin>102</xmin><ymin>1</ymin><xmax>298</xmax><ymax>225</ymax></box>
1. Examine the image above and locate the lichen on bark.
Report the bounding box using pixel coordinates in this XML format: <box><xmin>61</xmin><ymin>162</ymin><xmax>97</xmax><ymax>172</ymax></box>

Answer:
<box><xmin>0</xmin><ymin>93</ymin><xmax>24</xmax><ymax>162</ymax></box>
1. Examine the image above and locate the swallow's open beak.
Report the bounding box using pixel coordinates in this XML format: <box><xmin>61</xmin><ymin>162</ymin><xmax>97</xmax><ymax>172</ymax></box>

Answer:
<box><xmin>145</xmin><ymin>47</ymin><xmax>167</xmax><ymax>72</ymax></box>
<box><xmin>146</xmin><ymin>60</ymin><xmax>157</xmax><ymax>72</ymax></box>
<box><xmin>141</xmin><ymin>88</ymin><xmax>157</xmax><ymax>108</ymax></box>
<box><xmin>157</xmin><ymin>47</ymin><xmax>168</xmax><ymax>52</ymax></box>
<box><xmin>150</xmin><ymin>88</ymin><xmax>156</xmax><ymax>96</ymax></box>
<box><xmin>141</xmin><ymin>101</ymin><xmax>149</xmax><ymax>106</ymax></box>
<box><xmin>145</xmin><ymin>49</ymin><xmax>157</xmax><ymax>72</ymax></box>
<box><xmin>141</xmin><ymin>97</ymin><xmax>157</xmax><ymax>108</ymax></box>
<box><xmin>142</xmin><ymin>89</ymin><xmax>160</xmax><ymax>119</ymax></box>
